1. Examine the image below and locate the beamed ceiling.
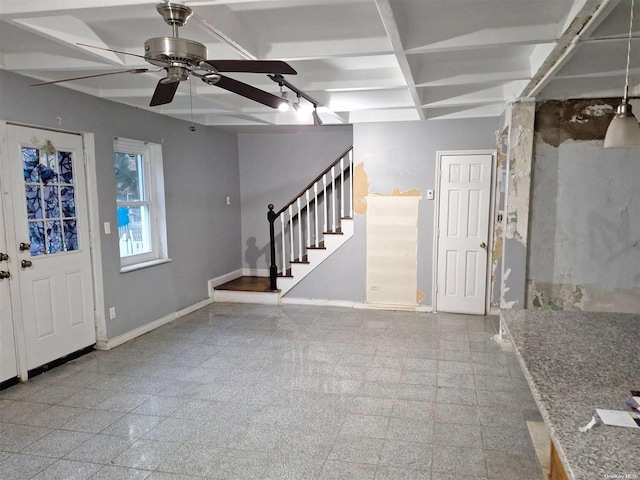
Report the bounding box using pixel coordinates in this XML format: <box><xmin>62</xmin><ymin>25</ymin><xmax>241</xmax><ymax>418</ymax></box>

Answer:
<box><xmin>0</xmin><ymin>0</ymin><xmax>638</xmax><ymax>129</ymax></box>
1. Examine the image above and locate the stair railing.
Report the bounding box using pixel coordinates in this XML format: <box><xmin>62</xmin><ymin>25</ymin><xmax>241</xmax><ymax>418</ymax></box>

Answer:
<box><xmin>268</xmin><ymin>146</ymin><xmax>353</xmax><ymax>290</ymax></box>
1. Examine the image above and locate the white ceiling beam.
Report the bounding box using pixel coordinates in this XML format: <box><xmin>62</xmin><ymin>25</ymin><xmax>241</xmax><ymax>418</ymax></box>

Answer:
<box><xmin>522</xmin><ymin>0</ymin><xmax>622</xmax><ymax>98</ymax></box>
<box><xmin>374</xmin><ymin>0</ymin><xmax>424</xmax><ymax>121</ymax></box>
<box><xmin>0</xmin><ymin>0</ymin><xmax>156</xmax><ymax>16</ymax></box>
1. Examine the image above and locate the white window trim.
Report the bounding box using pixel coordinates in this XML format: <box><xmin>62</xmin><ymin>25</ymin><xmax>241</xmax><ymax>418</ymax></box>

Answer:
<box><xmin>114</xmin><ymin>137</ymin><xmax>170</xmax><ymax>272</ymax></box>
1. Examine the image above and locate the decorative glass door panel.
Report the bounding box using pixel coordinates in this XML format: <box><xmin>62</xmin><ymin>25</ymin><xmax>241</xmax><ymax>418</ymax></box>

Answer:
<box><xmin>7</xmin><ymin>125</ymin><xmax>95</xmax><ymax>371</ymax></box>
<box><xmin>22</xmin><ymin>144</ymin><xmax>79</xmax><ymax>257</ymax></box>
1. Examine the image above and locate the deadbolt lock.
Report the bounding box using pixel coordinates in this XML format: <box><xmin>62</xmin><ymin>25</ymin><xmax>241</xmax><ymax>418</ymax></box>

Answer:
<box><xmin>0</xmin><ymin>271</ymin><xmax>10</xmax><ymax>279</ymax></box>
<box><xmin>19</xmin><ymin>242</ymin><xmax>31</xmax><ymax>252</ymax></box>
<box><xmin>0</xmin><ymin>253</ymin><xmax>8</xmax><ymax>261</ymax></box>
<box><xmin>21</xmin><ymin>259</ymin><xmax>33</xmax><ymax>268</ymax></box>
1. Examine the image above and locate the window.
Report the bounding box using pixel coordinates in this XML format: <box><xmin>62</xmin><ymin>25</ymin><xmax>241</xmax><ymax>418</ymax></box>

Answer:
<box><xmin>114</xmin><ymin>137</ymin><xmax>168</xmax><ymax>271</ymax></box>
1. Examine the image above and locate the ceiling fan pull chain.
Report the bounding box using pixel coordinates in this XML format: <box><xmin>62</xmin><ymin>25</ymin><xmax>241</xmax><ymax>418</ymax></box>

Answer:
<box><xmin>189</xmin><ymin>76</ymin><xmax>196</xmax><ymax>132</ymax></box>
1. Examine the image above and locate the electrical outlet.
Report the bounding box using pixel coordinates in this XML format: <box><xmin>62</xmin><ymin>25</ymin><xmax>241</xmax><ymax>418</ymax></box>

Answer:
<box><xmin>370</xmin><ymin>284</ymin><xmax>379</xmax><ymax>291</ymax></box>
<box><xmin>109</xmin><ymin>307</ymin><xmax>116</xmax><ymax>320</ymax></box>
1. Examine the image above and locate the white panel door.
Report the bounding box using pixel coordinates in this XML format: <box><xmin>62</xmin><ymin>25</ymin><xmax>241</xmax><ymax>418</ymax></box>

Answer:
<box><xmin>6</xmin><ymin>125</ymin><xmax>95</xmax><ymax>371</ymax></box>
<box><xmin>0</xmin><ymin>192</ymin><xmax>18</xmax><ymax>383</ymax></box>
<box><xmin>436</xmin><ymin>153</ymin><xmax>492</xmax><ymax>314</ymax></box>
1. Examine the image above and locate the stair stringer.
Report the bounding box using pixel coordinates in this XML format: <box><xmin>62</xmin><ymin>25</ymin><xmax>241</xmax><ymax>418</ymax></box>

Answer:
<box><xmin>277</xmin><ymin>218</ymin><xmax>353</xmax><ymax>296</ymax></box>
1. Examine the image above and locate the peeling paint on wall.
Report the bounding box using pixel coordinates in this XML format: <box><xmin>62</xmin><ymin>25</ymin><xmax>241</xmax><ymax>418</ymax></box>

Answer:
<box><xmin>374</xmin><ymin>187</ymin><xmax>422</xmax><ymax>197</ymax></box>
<box><xmin>353</xmin><ymin>162</ymin><xmax>370</xmax><ymax>215</ymax></box>
<box><xmin>535</xmin><ymin>99</ymin><xmax>617</xmax><ymax>147</ymax></box>
<box><xmin>417</xmin><ymin>289</ymin><xmax>426</xmax><ymax>303</ymax></box>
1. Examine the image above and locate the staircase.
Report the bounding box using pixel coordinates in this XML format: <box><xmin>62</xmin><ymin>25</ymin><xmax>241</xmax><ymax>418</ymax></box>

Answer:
<box><xmin>214</xmin><ymin>147</ymin><xmax>354</xmax><ymax>304</ymax></box>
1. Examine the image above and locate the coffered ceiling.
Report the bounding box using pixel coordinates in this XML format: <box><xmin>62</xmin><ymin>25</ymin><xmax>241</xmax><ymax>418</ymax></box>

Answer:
<box><xmin>0</xmin><ymin>0</ymin><xmax>638</xmax><ymax>128</ymax></box>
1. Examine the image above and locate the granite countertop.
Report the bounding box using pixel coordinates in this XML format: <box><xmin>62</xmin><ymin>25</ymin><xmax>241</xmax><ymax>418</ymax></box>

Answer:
<box><xmin>500</xmin><ymin>309</ymin><xmax>640</xmax><ymax>480</ymax></box>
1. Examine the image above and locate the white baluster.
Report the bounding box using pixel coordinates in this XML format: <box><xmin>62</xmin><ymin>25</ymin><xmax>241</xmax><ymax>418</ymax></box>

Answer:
<box><xmin>313</xmin><ymin>183</ymin><xmax>319</xmax><ymax>247</ymax></box>
<box><xmin>340</xmin><ymin>156</ymin><xmax>345</xmax><ymax>219</ymax></box>
<box><xmin>289</xmin><ymin>205</ymin><xmax>294</xmax><ymax>265</ymax></box>
<box><xmin>305</xmin><ymin>190</ymin><xmax>311</xmax><ymax>248</ymax></box>
<box><xmin>331</xmin><ymin>165</ymin><xmax>336</xmax><ymax>232</ymax></box>
<box><xmin>323</xmin><ymin>174</ymin><xmax>327</xmax><ymax>234</ymax></box>
<box><xmin>349</xmin><ymin>149</ymin><xmax>353</xmax><ymax>218</ymax></box>
<box><xmin>297</xmin><ymin>198</ymin><xmax>302</xmax><ymax>261</ymax></box>
<box><xmin>280</xmin><ymin>214</ymin><xmax>285</xmax><ymax>274</ymax></box>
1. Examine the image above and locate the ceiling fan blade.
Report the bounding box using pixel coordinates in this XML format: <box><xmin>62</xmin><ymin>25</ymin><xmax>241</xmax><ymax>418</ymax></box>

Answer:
<box><xmin>214</xmin><ymin>75</ymin><xmax>285</xmax><ymax>109</ymax></box>
<box><xmin>76</xmin><ymin>42</ymin><xmax>153</xmax><ymax>62</ymax></box>
<box><xmin>30</xmin><ymin>68</ymin><xmax>151</xmax><ymax>86</ymax></box>
<box><xmin>150</xmin><ymin>79</ymin><xmax>180</xmax><ymax>106</ymax></box>
<box><xmin>203</xmin><ymin>60</ymin><xmax>296</xmax><ymax>75</ymax></box>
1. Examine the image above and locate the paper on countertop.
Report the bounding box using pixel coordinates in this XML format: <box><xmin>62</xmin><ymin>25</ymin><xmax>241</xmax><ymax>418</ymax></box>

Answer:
<box><xmin>596</xmin><ymin>409</ymin><xmax>640</xmax><ymax>429</ymax></box>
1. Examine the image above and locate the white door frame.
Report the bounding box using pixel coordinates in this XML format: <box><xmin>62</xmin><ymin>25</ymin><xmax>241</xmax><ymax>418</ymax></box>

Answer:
<box><xmin>0</xmin><ymin>121</ymin><xmax>105</xmax><ymax>381</ymax></box>
<box><xmin>432</xmin><ymin>149</ymin><xmax>497</xmax><ymax>314</ymax></box>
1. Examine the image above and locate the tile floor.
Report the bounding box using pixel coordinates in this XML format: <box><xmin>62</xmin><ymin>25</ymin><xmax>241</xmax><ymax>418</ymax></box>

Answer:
<box><xmin>0</xmin><ymin>303</ymin><xmax>546</xmax><ymax>479</ymax></box>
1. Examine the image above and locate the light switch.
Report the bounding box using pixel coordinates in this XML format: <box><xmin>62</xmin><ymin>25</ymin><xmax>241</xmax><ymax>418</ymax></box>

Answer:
<box><xmin>104</xmin><ymin>222</ymin><xmax>111</xmax><ymax>234</ymax></box>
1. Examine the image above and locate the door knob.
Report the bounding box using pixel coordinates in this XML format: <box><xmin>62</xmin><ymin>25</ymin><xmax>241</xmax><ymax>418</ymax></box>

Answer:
<box><xmin>19</xmin><ymin>242</ymin><xmax>31</xmax><ymax>251</ymax></box>
<box><xmin>0</xmin><ymin>253</ymin><xmax>8</xmax><ymax>261</ymax></box>
<box><xmin>0</xmin><ymin>271</ymin><xmax>10</xmax><ymax>279</ymax></box>
<box><xmin>480</xmin><ymin>242</ymin><xmax>487</xmax><ymax>250</ymax></box>
<box><xmin>21</xmin><ymin>259</ymin><xmax>33</xmax><ymax>268</ymax></box>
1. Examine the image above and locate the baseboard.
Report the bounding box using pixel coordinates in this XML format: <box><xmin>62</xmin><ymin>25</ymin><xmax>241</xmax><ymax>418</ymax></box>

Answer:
<box><xmin>214</xmin><ymin>289</ymin><xmax>280</xmax><ymax>305</ymax></box>
<box><xmin>280</xmin><ymin>297</ymin><xmax>356</xmax><ymax>308</ymax></box>
<box><xmin>242</xmin><ymin>268</ymin><xmax>269</xmax><ymax>277</ymax></box>
<box><xmin>208</xmin><ymin>269</ymin><xmax>243</xmax><ymax>298</ymax></box>
<box><xmin>356</xmin><ymin>302</ymin><xmax>432</xmax><ymax>312</ymax></box>
<box><xmin>95</xmin><ymin>298</ymin><xmax>212</xmax><ymax>350</ymax></box>
<box><xmin>281</xmin><ymin>297</ymin><xmax>432</xmax><ymax>312</ymax></box>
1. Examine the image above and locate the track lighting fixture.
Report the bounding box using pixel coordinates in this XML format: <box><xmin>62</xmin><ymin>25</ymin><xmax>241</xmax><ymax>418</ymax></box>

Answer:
<box><xmin>604</xmin><ymin>0</ymin><xmax>640</xmax><ymax>148</ymax></box>
<box><xmin>312</xmin><ymin>106</ymin><xmax>323</xmax><ymax>126</ymax></box>
<box><xmin>269</xmin><ymin>74</ymin><xmax>323</xmax><ymax>125</ymax></box>
<box><xmin>278</xmin><ymin>83</ymin><xmax>289</xmax><ymax>111</ymax></box>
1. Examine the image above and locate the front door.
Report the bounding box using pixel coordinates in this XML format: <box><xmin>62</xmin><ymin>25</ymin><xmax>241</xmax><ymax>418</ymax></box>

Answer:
<box><xmin>0</xmin><ymin>191</ymin><xmax>18</xmax><ymax>383</ymax></box>
<box><xmin>5</xmin><ymin>125</ymin><xmax>95</xmax><ymax>371</ymax></box>
<box><xmin>436</xmin><ymin>152</ymin><xmax>493</xmax><ymax>314</ymax></box>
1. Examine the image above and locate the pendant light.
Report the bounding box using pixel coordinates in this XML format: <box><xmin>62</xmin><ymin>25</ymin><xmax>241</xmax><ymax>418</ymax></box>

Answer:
<box><xmin>604</xmin><ymin>0</ymin><xmax>640</xmax><ymax>148</ymax></box>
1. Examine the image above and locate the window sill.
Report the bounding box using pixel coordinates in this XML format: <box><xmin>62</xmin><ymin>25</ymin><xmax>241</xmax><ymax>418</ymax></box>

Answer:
<box><xmin>120</xmin><ymin>258</ymin><xmax>172</xmax><ymax>273</ymax></box>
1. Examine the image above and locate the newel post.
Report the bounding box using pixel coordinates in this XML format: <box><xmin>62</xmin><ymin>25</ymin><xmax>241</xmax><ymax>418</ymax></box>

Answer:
<box><xmin>267</xmin><ymin>204</ymin><xmax>278</xmax><ymax>290</ymax></box>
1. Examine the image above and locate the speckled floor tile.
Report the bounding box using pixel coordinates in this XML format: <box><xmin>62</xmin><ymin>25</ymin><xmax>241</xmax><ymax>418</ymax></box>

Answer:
<box><xmin>30</xmin><ymin>458</ymin><xmax>102</xmax><ymax>480</ymax></box>
<box><xmin>90</xmin><ymin>465</ymin><xmax>151</xmax><ymax>479</ymax></box>
<box><xmin>0</xmin><ymin>305</ymin><xmax>545</xmax><ymax>480</ymax></box>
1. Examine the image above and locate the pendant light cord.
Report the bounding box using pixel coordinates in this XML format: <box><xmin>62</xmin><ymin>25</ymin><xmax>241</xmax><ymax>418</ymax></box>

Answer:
<box><xmin>624</xmin><ymin>0</ymin><xmax>635</xmax><ymax>101</ymax></box>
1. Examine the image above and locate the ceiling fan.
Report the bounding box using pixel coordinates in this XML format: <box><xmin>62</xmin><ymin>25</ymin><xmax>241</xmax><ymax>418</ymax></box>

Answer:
<box><xmin>31</xmin><ymin>2</ymin><xmax>297</xmax><ymax>109</ymax></box>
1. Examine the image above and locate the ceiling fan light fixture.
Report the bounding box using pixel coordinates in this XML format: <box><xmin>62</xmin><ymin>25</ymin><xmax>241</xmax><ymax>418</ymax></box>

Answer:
<box><xmin>163</xmin><ymin>65</ymin><xmax>189</xmax><ymax>83</ymax></box>
<box><xmin>604</xmin><ymin>0</ymin><xmax>640</xmax><ymax>149</ymax></box>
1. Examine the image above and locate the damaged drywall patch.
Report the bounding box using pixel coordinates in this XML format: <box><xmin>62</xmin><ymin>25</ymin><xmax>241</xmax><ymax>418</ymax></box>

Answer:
<box><xmin>366</xmin><ymin>195</ymin><xmax>421</xmax><ymax>307</ymax></box>
<box><xmin>528</xmin><ymin>282</ymin><xmax>640</xmax><ymax>314</ymax></box>
<box><xmin>535</xmin><ymin>99</ymin><xmax>617</xmax><ymax>147</ymax></box>
<box><xmin>353</xmin><ymin>162</ymin><xmax>370</xmax><ymax>215</ymax></box>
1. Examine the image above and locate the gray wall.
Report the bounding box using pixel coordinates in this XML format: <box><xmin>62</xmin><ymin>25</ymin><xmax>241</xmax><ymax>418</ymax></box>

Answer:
<box><xmin>0</xmin><ymin>70</ymin><xmax>242</xmax><ymax>338</ymax></box>
<box><xmin>237</xmin><ymin>127</ymin><xmax>353</xmax><ymax>273</ymax></box>
<box><xmin>291</xmin><ymin>118</ymin><xmax>501</xmax><ymax>304</ymax></box>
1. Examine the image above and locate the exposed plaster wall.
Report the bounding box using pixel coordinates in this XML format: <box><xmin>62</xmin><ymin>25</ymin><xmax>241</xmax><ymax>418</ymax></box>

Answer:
<box><xmin>528</xmin><ymin>99</ymin><xmax>640</xmax><ymax>313</ymax></box>
<box><xmin>501</xmin><ymin>100</ymin><xmax>536</xmax><ymax>308</ymax></box>
<box><xmin>491</xmin><ymin>130</ymin><xmax>508</xmax><ymax>307</ymax></box>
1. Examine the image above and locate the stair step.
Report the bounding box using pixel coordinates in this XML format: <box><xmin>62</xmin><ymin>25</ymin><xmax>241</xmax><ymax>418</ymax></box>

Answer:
<box><xmin>324</xmin><ymin>229</ymin><xmax>343</xmax><ymax>235</ymax></box>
